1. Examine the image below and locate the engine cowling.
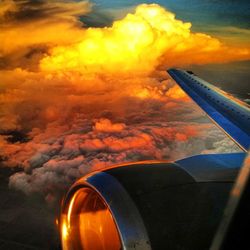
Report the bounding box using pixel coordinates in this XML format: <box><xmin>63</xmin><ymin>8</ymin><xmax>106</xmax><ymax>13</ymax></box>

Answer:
<box><xmin>60</xmin><ymin>156</ymin><xmax>242</xmax><ymax>250</ymax></box>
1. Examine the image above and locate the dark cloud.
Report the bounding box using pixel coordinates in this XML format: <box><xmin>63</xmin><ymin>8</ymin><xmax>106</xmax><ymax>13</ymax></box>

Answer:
<box><xmin>80</xmin><ymin>7</ymin><xmax>114</xmax><ymax>27</ymax></box>
<box><xmin>0</xmin><ymin>0</ymin><xmax>92</xmax><ymax>24</ymax></box>
<box><xmin>0</xmin><ymin>0</ymin><xmax>92</xmax><ymax>70</ymax></box>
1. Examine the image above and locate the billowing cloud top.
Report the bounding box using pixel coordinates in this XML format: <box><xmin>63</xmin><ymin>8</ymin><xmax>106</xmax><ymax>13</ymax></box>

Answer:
<box><xmin>1</xmin><ymin>1</ymin><xmax>250</xmax><ymax>72</ymax></box>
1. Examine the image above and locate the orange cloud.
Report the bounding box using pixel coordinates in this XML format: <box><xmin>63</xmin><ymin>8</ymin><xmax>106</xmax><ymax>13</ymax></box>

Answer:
<box><xmin>93</xmin><ymin>118</ymin><xmax>126</xmax><ymax>133</ymax></box>
<box><xmin>40</xmin><ymin>4</ymin><xmax>250</xmax><ymax>75</ymax></box>
<box><xmin>0</xmin><ymin>0</ymin><xmax>92</xmax><ymax>69</ymax></box>
<box><xmin>0</xmin><ymin>2</ymin><xmax>243</xmax><ymax>201</ymax></box>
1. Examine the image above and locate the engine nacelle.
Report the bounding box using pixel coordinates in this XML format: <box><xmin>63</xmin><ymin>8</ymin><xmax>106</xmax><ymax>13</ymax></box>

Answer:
<box><xmin>60</xmin><ymin>154</ymin><xmax>244</xmax><ymax>250</ymax></box>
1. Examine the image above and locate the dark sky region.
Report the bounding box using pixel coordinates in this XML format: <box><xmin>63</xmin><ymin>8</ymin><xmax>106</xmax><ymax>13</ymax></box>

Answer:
<box><xmin>89</xmin><ymin>0</ymin><xmax>250</xmax><ymax>35</ymax></box>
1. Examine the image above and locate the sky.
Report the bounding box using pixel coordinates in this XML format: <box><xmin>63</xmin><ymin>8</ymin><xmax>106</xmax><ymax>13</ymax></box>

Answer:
<box><xmin>0</xmin><ymin>0</ymin><xmax>249</xmax><ymax>203</ymax></box>
<box><xmin>90</xmin><ymin>0</ymin><xmax>250</xmax><ymax>43</ymax></box>
<box><xmin>0</xmin><ymin>3</ymin><xmax>249</xmax><ymax>248</ymax></box>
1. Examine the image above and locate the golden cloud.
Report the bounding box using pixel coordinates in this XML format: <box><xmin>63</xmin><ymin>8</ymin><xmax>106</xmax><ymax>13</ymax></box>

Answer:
<box><xmin>39</xmin><ymin>3</ymin><xmax>250</xmax><ymax>75</ymax></box>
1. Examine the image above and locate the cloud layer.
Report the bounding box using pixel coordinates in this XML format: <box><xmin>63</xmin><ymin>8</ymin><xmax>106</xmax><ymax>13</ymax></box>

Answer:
<box><xmin>0</xmin><ymin>70</ymin><xmax>239</xmax><ymax>202</ymax></box>
<box><xmin>0</xmin><ymin>1</ymin><xmax>242</xmax><ymax>202</ymax></box>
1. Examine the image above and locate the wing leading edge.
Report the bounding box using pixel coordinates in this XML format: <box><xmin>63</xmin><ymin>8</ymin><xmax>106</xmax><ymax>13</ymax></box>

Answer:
<box><xmin>167</xmin><ymin>69</ymin><xmax>250</xmax><ymax>152</ymax></box>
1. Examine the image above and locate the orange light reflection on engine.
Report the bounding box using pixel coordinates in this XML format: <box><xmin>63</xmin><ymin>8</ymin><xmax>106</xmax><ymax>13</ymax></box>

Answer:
<box><xmin>61</xmin><ymin>188</ymin><xmax>121</xmax><ymax>250</ymax></box>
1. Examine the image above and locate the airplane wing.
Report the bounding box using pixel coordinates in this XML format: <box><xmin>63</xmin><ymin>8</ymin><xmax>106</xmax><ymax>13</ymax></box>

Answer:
<box><xmin>59</xmin><ymin>69</ymin><xmax>249</xmax><ymax>250</ymax></box>
<box><xmin>167</xmin><ymin>69</ymin><xmax>250</xmax><ymax>152</ymax></box>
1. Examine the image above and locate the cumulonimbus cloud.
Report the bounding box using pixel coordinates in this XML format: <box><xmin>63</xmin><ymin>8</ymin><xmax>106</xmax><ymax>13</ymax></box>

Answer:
<box><xmin>39</xmin><ymin>3</ymin><xmax>250</xmax><ymax>75</ymax></box>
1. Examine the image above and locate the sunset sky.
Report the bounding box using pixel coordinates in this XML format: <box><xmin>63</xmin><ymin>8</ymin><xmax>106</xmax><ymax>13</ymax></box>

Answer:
<box><xmin>87</xmin><ymin>0</ymin><xmax>250</xmax><ymax>44</ymax></box>
<box><xmin>0</xmin><ymin>0</ymin><xmax>249</xmax><ymax>202</ymax></box>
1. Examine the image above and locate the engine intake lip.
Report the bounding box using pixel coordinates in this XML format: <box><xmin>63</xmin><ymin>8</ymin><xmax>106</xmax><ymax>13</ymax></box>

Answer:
<box><xmin>61</xmin><ymin>171</ymin><xmax>151</xmax><ymax>250</ymax></box>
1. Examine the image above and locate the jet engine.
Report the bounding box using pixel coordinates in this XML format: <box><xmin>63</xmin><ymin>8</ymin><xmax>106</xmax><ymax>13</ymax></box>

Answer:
<box><xmin>59</xmin><ymin>68</ymin><xmax>250</xmax><ymax>250</ymax></box>
<box><xmin>60</xmin><ymin>153</ymin><xmax>244</xmax><ymax>250</ymax></box>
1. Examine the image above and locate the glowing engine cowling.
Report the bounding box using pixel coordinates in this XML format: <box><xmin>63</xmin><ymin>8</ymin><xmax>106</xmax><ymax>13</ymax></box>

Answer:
<box><xmin>60</xmin><ymin>154</ymin><xmax>243</xmax><ymax>250</ymax></box>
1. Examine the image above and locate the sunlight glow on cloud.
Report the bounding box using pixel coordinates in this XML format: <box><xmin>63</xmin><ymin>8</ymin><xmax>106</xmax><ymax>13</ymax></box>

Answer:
<box><xmin>40</xmin><ymin>4</ymin><xmax>250</xmax><ymax>75</ymax></box>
